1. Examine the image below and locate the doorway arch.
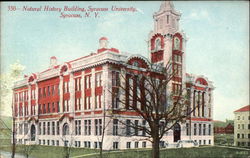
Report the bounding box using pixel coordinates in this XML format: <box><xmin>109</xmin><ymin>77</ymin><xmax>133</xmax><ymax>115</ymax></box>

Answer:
<box><xmin>173</xmin><ymin>123</ymin><xmax>181</xmax><ymax>142</ymax></box>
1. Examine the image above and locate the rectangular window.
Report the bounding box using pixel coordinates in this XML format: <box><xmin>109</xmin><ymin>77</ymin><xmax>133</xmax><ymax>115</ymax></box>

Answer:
<box><xmin>127</xmin><ymin>142</ymin><xmax>131</xmax><ymax>149</ymax></box>
<box><xmin>95</xmin><ymin>95</ymin><xmax>102</xmax><ymax>109</ymax></box>
<box><xmin>113</xmin><ymin>119</ymin><xmax>118</xmax><ymax>136</ymax></box>
<box><xmin>135</xmin><ymin>142</ymin><xmax>139</xmax><ymax>148</ymax></box>
<box><xmin>52</xmin><ymin>85</ymin><xmax>54</xmax><ymax>96</ymax></box>
<box><xmin>43</xmin><ymin>87</ymin><xmax>46</xmax><ymax>97</ymax></box>
<box><xmin>48</xmin><ymin>86</ymin><xmax>50</xmax><ymax>96</ymax></box>
<box><xmin>95</xmin><ymin>72</ymin><xmax>102</xmax><ymax>87</ymax></box>
<box><xmin>57</xmin><ymin>121</ymin><xmax>60</xmax><ymax>135</ymax></box>
<box><xmin>75</xmin><ymin>77</ymin><xmax>82</xmax><ymax>91</ymax></box>
<box><xmin>194</xmin><ymin>124</ymin><xmax>197</xmax><ymax>135</ymax></box>
<box><xmin>95</xmin><ymin>119</ymin><xmax>102</xmax><ymax>135</ymax></box>
<box><xmin>199</xmin><ymin>124</ymin><xmax>202</xmax><ymax>135</ymax></box>
<box><xmin>208</xmin><ymin>124</ymin><xmax>211</xmax><ymax>135</ymax></box>
<box><xmin>48</xmin><ymin>103</ymin><xmax>50</xmax><ymax>113</ymax></box>
<box><xmin>52</xmin><ymin>102</ymin><xmax>55</xmax><ymax>113</ymax></box>
<box><xmin>88</xmin><ymin>120</ymin><xmax>91</xmax><ymax>135</ymax></box>
<box><xmin>203</xmin><ymin>124</ymin><xmax>206</xmax><ymax>135</ymax></box>
<box><xmin>63</xmin><ymin>82</ymin><xmax>69</xmax><ymax>93</ymax></box>
<box><xmin>52</xmin><ymin>122</ymin><xmax>55</xmax><ymax>135</ymax></box>
<box><xmin>142</xmin><ymin>142</ymin><xmax>146</xmax><ymax>148</ymax></box>
<box><xmin>84</xmin><ymin>120</ymin><xmax>91</xmax><ymax>135</ymax></box>
<box><xmin>75</xmin><ymin>120</ymin><xmax>81</xmax><ymax>135</ymax></box>
<box><xmin>57</xmin><ymin>102</ymin><xmax>60</xmax><ymax>112</ymax></box>
<box><xmin>126</xmin><ymin>120</ymin><xmax>131</xmax><ymax>136</ymax></box>
<box><xmin>84</xmin><ymin>120</ymin><xmax>88</xmax><ymax>135</ymax></box>
<box><xmin>134</xmin><ymin>120</ymin><xmax>139</xmax><ymax>136</ymax></box>
<box><xmin>38</xmin><ymin>88</ymin><xmax>42</xmax><ymax>98</ymax></box>
<box><xmin>142</xmin><ymin>120</ymin><xmax>146</xmax><ymax>136</ymax></box>
<box><xmin>112</xmin><ymin>71</ymin><xmax>120</xmax><ymax>87</ymax></box>
<box><xmin>43</xmin><ymin>104</ymin><xmax>46</xmax><ymax>114</ymax></box>
<box><xmin>47</xmin><ymin>122</ymin><xmax>50</xmax><ymax>135</ymax></box>
<box><xmin>63</xmin><ymin>100</ymin><xmax>69</xmax><ymax>112</ymax></box>
<box><xmin>85</xmin><ymin>75</ymin><xmax>91</xmax><ymax>89</ymax></box>
<box><xmin>85</xmin><ymin>96</ymin><xmax>91</xmax><ymax>110</ymax></box>
<box><xmin>43</xmin><ymin>122</ymin><xmax>46</xmax><ymax>135</ymax></box>
<box><xmin>113</xmin><ymin>142</ymin><xmax>118</xmax><ymax>149</ymax></box>
<box><xmin>186</xmin><ymin>123</ymin><xmax>189</xmax><ymax>136</ymax></box>
<box><xmin>38</xmin><ymin>123</ymin><xmax>41</xmax><ymax>135</ymax></box>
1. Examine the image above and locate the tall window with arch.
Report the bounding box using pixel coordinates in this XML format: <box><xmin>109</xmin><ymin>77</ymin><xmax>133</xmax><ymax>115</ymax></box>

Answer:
<box><xmin>63</xmin><ymin>123</ymin><xmax>69</xmax><ymax>136</ymax></box>
<box><xmin>155</xmin><ymin>38</ymin><xmax>161</xmax><ymax>51</ymax></box>
<box><xmin>174</xmin><ymin>37</ymin><xmax>181</xmax><ymax>50</ymax></box>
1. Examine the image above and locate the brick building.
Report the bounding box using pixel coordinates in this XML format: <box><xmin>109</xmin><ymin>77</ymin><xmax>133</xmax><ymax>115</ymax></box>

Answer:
<box><xmin>12</xmin><ymin>1</ymin><xmax>214</xmax><ymax>149</ymax></box>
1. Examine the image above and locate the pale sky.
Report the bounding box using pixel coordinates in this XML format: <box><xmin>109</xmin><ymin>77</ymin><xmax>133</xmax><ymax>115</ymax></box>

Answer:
<box><xmin>1</xmin><ymin>1</ymin><xmax>249</xmax><ymax>121</ymax></box>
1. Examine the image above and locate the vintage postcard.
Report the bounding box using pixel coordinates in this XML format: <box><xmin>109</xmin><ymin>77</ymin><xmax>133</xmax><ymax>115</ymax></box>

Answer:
<box><xmin>0</xmin><ymin>1</ymin><xmax>249</xmax><ymax>158</ymax></box>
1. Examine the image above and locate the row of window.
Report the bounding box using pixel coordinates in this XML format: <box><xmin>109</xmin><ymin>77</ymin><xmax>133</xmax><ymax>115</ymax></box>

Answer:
<box><xmin>187</xmin><ymin>123</ymin><xmax>212</xmax><ymax>136</ymax></box>
<box><xmin>35</xmin><ymin>120</ymin><xmax>103</xmax><ymax>136</ymax></box>
<box><xmin>15</xmin><ymin>91</ymin><xmax>29</xmax><ymax>102</ymax></box>
<box><xmin>38</xmin><ymin>85</ymin><xmax>59</xmax><ymax>98</ymax></box>
<box><xmin>18</xmin><ymin>123</ymin><xmax>29</xmax><ymax>135</ymax></box>
<box><xmin>39</xmin><ymin>139</ymin><xmax>59</xmax><ymax>146</ymax></box>
<box><xmin>237</xmin><ymin>142</ymin><xmax>250</xmax><ymax>147</ymax></box>
<box><xmin>192</xmin><ymin>91</ymin><xmax>211</xmax><ymax>117</ymax></box>
<box><xmin>236</xmin><ymin>133</ymin><xmax>250</xmax><ymax>139</ymax></box>
<box><xmin>237</xmin><ymin>115</ymin><xmax>250</xmax><ymax>120</ymax></box>
<box><xmin>237</xmin><ymin>124</ymin><xmax>250</xmax><ymax>130</ymax></box>
<box><xmin>19</xmin><ymin>95</ymin><xmax>103</xmax><ymax>117</ymax></box>
<box><xmin>38</xmin><ymin>102</ymin><xmax>60</xmax><ymax>114</ymax></box>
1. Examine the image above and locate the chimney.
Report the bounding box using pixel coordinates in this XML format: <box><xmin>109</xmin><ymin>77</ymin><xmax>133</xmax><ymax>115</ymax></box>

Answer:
<box><xmin>50</xmin><ymin>56</ymin><xmax>57</xmax><ymax>68</ymax></box>
<box><xmin>99</xmin><ymin>37</ymin><xmax>109</xmax><ymax>49</ymax></box>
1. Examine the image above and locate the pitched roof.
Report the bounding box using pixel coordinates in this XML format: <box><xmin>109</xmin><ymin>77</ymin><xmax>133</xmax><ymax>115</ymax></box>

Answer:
<box><xmin>234</xmin><ymin>105</ymin><xmax>250</xmax><ymax>112</ymax></box>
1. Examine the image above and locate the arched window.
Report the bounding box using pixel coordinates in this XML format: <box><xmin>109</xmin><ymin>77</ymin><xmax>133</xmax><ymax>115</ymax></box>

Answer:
<box><xmin>63</xmin><ymin>123</ymin><xmax>69</xmax><ymax>136</ymax></box>
<box><xmin>174</xmin><ymin>37</ymin><xmax>180</xmax><ymax>50</ymax></box>
<box><xmin>155</xmin><ymin>38</ymin><xmax>161</xmax><ymax>51</ymax></box>
<box><xmin>31</xmin><ymin>124</ymin><xmax>36</xmax><ymax>141</ymax></box>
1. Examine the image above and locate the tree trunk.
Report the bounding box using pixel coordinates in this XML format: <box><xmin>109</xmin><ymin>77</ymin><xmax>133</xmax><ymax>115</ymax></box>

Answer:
<box><xmin>152</xmin><ymin>127</ymin><xmax>160</xmax><ymax>158</ymax></box>
<box><xmin>11</xmin><ymin>118</ymin><xmax>16</xmax><ymax>158</ymax></box>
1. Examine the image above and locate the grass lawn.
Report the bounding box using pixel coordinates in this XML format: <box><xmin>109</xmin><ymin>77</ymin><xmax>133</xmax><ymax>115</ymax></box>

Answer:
<box><xmin>0</xmin><ymin>144</ymin><xmax>99</xmax><ymax>158</ymax></box>
<box><xmin>214</xmin><ymin>134</ymin><xmax>234</xmax><ymax>146</ymax></box>
<box><xmin>1</xmin><ymin>144</ymin><xmax>249</xmax><ymax>158</ymax></box>
<box><xmin>79</xmin><ymin>146</ymin><xmax>250</xmax><ymax>158</ymax></box>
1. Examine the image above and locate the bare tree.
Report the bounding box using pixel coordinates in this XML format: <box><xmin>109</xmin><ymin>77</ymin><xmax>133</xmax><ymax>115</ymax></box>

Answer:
<box><xmin>60</xmin><ymin>122</ymin><xmax>76</xmax><ymax>158</ymax></box>
<box><xmin>99</xmin><ymin>89</ymin><xmax>112</xmax><ymax>158</ymax></box>
<box><xmin>110</xmin><ymin>61</ymin><xmax>194</xmax><ymax>158</ymax></box>
<box><xmin>21</xmin><ymin>144</ymin><xmax>37</xmax><ymax>158</ymax></box>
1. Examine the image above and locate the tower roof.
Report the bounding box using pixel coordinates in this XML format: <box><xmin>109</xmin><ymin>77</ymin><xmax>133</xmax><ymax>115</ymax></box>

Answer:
<box><xmin>159</xmin><ymin>1</ymin><xmax>174</xmax><ymax>12</ymax></box>
<box><xmin>234</xmin><ymin>105</ymin><xmax>250</xmax><ymax>112</ymax></box>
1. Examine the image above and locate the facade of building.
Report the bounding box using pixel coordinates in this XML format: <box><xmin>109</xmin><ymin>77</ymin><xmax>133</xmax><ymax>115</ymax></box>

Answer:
<box><xmin>12</xmin><ymin>1</ymin><xmax>214</xmax><ymax>150</ymax></box>
<box><xmin>234</xmin><ymin>105</ymin><xmax>250</xmax><ymax>147</ymax></box>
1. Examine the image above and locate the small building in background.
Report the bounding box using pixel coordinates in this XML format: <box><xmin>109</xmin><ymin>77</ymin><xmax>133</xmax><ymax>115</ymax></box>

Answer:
<box><xmin>214</xmin><ymin>121</ymin><xmax>234</xmax><ymax>134</ymax></box>
<box><xmin>234</xmin><ymin>105</ymin><xmax>250</xmax><ymax>147</ymax></box>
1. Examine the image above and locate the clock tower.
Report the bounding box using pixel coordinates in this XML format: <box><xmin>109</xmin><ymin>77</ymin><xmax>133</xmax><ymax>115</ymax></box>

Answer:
<box><xmin>149</xmin><ymin>1</ymin><xmax>187</xmax><ymax>85</ymax></box>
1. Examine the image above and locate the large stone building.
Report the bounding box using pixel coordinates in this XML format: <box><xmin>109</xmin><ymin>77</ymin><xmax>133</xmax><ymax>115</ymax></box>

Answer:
<box><xmin>12</xmin><ymin>1</ymin><xmax>214</xmax><ymax>150</ymax></box>
<box><xmin>234</xmin><ymin>105</ymin><xmax>250</xmax><ymax>147</ymax></box>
